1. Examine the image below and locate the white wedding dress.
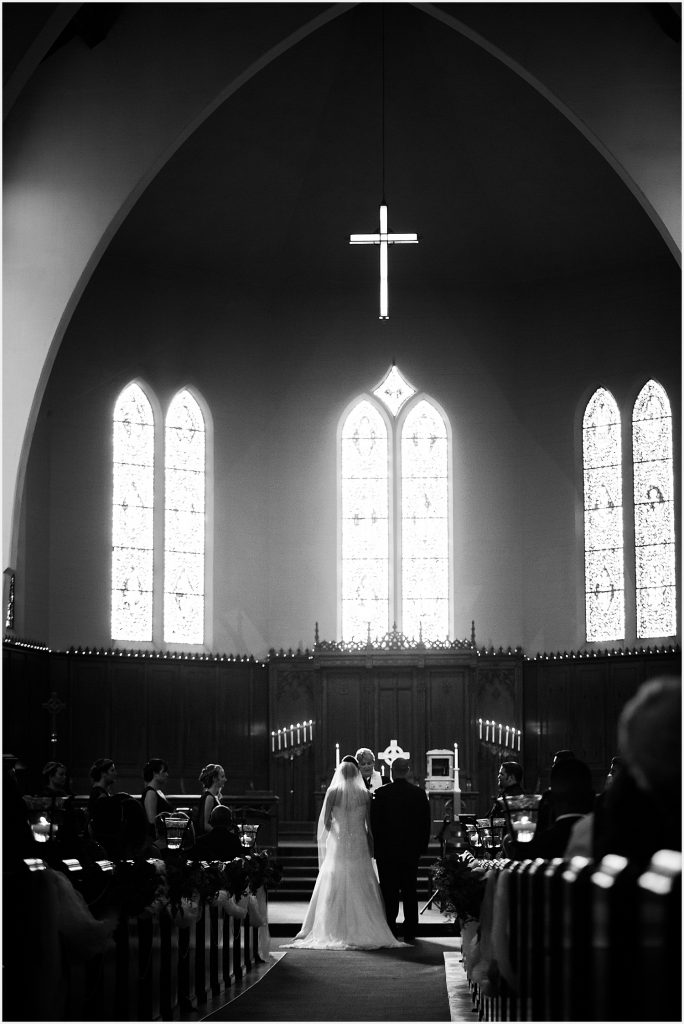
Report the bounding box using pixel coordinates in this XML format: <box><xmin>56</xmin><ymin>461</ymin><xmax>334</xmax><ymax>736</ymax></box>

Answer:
<box><xmin>284</xmin><ymin>791</ymin><xmax>404</xmax><ymax>950</ymax></box>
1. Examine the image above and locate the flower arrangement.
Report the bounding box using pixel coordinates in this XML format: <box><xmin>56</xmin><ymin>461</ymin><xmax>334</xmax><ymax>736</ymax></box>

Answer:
<box><xmin>98</xmin><ymin>850</ymin><xmax>282</xmax><ymax>923</ymax></box>
<box><xmin>430</xmin><ymin>854</ymin><xmax>488</xmax><ymax>923</ymax></box>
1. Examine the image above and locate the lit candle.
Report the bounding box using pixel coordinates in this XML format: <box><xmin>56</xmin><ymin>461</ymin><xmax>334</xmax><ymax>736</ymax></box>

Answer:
<box><xmin>478</xmin><ymin>718</ymin><xmax>483</xmax><ymax>740</ymax></box>
<box><xmin>271</xmin><ymin>731</ymin><xmax>275</xmax><ymax>753</ymax></box>
<box><xmin>310</xmin><ymin>720</ymin><xmax>314</xmax><ymax>742</ymax></box>
<box><xmin>485</xmin><ymin>720</ymin><xmax>490</xmax><ymax>742</ymax></box>
<box><xmin>498</xmin><ymin>723</ymin><xmax>502</xmax><ymax>745</ymax></box>
<box><xmin>290</xmin><ymin>724</ymin><xmax>294</xmax><ymax>746</ymax></box>
<box><xmin>517</xmin><ymin>729</ymin><xmax>521</xmax><ymax>751</ymax></box>
<box><xmin>453</xmin><ymin>742</ymin><xmax>459</xmax><ymax>771</ymax></box>
<box><xmin>277</xmin><ymin>729</ymin><xmax>282</xmax><ymax>751</ymax></box>
<box><xmin>335</xmin><ymin>742</ymin><xmax>340</xmax><ymax>767</ymax></box>
<box><xmin>505</xmin><ymin>726</ymin><xmax>510</xmax><ymax>747</ymax></box>
<box><xmin>296</xmin><ymin>722</ymin><xmax>301</xmax><ymax>744</ymax></box>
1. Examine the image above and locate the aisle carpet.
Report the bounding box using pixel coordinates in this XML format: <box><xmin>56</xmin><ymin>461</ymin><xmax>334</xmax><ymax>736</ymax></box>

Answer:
<box><xmin>204</xmin><ymin>938</ymin><xmax>460</xmax><ymax>1021</ymax></box>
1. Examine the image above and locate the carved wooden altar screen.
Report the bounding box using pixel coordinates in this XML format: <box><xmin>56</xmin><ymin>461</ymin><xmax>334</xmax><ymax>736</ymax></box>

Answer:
<box><xmin>268</xmin><ymin>628</ymin><xmax>524</xmax><ymax>821</ymax></box>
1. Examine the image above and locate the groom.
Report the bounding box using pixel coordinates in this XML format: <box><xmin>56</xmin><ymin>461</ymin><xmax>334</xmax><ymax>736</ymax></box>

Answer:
<box><xmin>370</xmin><ymin>756</ymin><xmax>431</xmax><ymax>942</ymax></box>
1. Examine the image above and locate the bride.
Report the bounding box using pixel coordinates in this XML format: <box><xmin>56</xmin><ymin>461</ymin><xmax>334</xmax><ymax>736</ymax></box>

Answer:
<box><xmin>284</xmin><ymin>760</ymin><xmax>405</xmax><ymax>950</ymax></box>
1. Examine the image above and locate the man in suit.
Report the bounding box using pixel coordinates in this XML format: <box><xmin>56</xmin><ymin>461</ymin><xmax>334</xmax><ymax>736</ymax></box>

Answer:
<box><xmin>355</xmin><ymin>747</ymin><xmax>387</xmax><ymax>793</ymax></box>
<box><xmin>487</xmin><ymin>760</ymin><xmax>524</xmax><ymax>819</ymax></box>
<box><xmin>370</xmin><ymin>756</ymin><xmax>431</xmax><ymax>942</ymax></box>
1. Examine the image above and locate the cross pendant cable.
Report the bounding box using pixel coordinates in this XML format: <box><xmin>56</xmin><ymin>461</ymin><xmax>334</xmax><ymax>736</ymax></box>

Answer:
<box><xmin>350</xmin><ymin>203</ymin><xmax>418</xmax><ymax>319</ymax></box>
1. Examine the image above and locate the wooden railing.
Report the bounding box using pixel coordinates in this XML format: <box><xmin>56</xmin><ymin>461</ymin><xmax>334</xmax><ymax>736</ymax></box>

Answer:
<box><xmin>3</xmin><ymin>863</ymin><xmax>268</xmax><ymax>1022</ymax></box>
<box><xmin>458</xmin><ymin>849</ymin><xmax>681</xmax><ymax>1022</ymax></box>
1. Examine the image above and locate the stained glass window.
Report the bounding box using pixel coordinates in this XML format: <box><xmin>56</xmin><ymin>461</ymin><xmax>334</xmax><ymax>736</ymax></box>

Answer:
<box><xmin>341</xmin><ymin>400</ymin><xmax>390</xmax><ymax>641</ymax></box>
<box><xmin>340</xmin><ymin>366</ymin><xmax>451</xmax><ymax>643</ymax></box>
<box><xmin>112</xmin><ymin>383</ymin><xmax>154</xmax><ymax>641</ymax></box>
<box><xmin>583</xmin><ymin>388</ymin><xmax>625</xmax><ymax>641</ymax></box>
<box><xmin>164</xmin><ymin>390</ymin><xmax>205</xmax><ymax>644</ymax></box>
<box><xmin>401</xmin><ymin>400</ymin><xmax>449</xmax><ymax>640</ymax></box>
<box><xmin>633</xmin><ymin>380</ymin><xmax>676</xmax><ymax>637</ymax></box>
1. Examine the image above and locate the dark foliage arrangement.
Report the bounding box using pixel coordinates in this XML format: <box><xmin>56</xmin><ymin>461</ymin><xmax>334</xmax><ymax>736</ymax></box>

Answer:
<box><xmin>430</xmin><ymin>854</ymin><xmax>488</xmax><ymax>923</ymax></box>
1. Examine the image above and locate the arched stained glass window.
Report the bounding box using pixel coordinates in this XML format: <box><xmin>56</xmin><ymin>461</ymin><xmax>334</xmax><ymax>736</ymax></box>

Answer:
<box><xmin>340</xmin><ymin>400</ymin><xmax>390</xmax><ymax>641</ymax></box>
<box><xmin>164</xmin><ymin>390</ymin><xmax>206</xmax><ymax>644</ymax></box>
<box><xmin>633</xmin><ymin>380</ymin><xmax>676</xmax><ymax>637</ymax></box>
<box><xmin>401</xmin><ymin>400</ymin><xmax>449</xmax><ymax>640</ymax></box>
<box><xmin>583</xmin><ymin>388</ymin><xmax>625</xmax><ymax>641</ymax></box>
<box><xmin>112</xmin><ymin>383</ymin><xmax>154</xmax><ymax>641</ymax></box>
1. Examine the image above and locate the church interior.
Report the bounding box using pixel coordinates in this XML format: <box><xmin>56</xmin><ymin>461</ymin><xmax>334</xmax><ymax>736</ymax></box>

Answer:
<box><xmin>3</xmin><ymin>3</ymin><xmax>681</xmax><ymax>1022</ymax></box>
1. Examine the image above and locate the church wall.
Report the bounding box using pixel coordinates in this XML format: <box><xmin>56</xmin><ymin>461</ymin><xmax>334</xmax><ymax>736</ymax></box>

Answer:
<box><xmin>16</xmin><ymin>256</ymin><xmax>680</xmax><ymax>660</ymax></box>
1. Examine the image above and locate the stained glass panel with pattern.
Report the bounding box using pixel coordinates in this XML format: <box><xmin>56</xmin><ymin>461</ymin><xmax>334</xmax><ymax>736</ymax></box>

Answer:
<box><xmin>401</xmin><ymin>400</ymin><xmax>449</xmax><ymax>641</ymax></box>
<box><xmin>341</xmin><ymin>400</ymin><xmax>389</xmax><ymax>640</ymax></box>
<box><xmin>112</xmin><ymin>383</ymin><xmax>154</xmax><ymax>640</ymax></box>
<box><xmin>164</xmin><ymin>390</ymin><xmax>205</xmax><ymax>644</ymax></box>
<box><xmin>583</xmin><ymin>388</ymin><xmax>625</xmax><ymax>641</ymax></box>
<box><xmin>633</xmin><ymin>380</ymin><xmax>676</xmax><ymax>637</ymax></box>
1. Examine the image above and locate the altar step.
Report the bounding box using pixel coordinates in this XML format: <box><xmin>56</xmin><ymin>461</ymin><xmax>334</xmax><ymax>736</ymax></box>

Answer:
<box><xmin>269</xmin><ymin>835</ymin><xmax>443</xmax><ymax>901</ymax></box>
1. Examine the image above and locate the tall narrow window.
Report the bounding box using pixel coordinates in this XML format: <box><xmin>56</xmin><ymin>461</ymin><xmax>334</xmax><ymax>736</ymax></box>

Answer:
<box><xmin>633</xmin><ymin>380</ymin><xmax>676</xmax><ymax>637</ymax></box>
<box><xmin>583</xmin><ymin>388</ymin><xmax>625</xmax><ymax>641</ymax></box>
<box><xmin>340</xmin><ymin>400</ymin><xmax>390</xmax><ymax>641</ymax></box>
<box><xmin>112</xmin><ymin>383</ymin><xmax>154</xmax><ymax>641</ymax></box>
<box><xmin>164</xmin><ymin>390</ymin><xmax>206</xmax><ymax>644</ymax></box>
<box><xmin>340</xmin><ymin>366</ymin><xmax>451</xmax><ymax>642</ymax></box>
<box><xmin>401</xmin><ymin>400</ymin><xmax>449</xmax><ymax>640</ymax></box>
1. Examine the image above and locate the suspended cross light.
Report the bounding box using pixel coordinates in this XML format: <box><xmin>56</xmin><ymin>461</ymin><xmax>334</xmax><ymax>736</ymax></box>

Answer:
<box><xmin>349</xmin><ymin>8</ymin><xmax>418</xmax><ymax>319</ymax></box>
<box><xmin>350</xmin><ymin>205</ymin><xmax>418</xmax><ymax>319</ymax></box>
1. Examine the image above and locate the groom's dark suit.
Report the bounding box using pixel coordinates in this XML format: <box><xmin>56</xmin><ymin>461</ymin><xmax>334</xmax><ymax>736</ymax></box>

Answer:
<box><xmin>371</xmin><ymin>776</ymin><xmax>431</xmax><ymax>940</ymax></box>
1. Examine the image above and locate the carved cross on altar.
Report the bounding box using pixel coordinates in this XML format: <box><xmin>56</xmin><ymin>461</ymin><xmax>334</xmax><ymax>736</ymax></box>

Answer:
<box><xmin>377</xmin><ymin>738</ymin><xmax>410</xmax><ymax>771</ymax></box>
<box><xmin>350</xmin><ymin>204</ymin><xmax>418</xmax><ymax>319</ymax></box>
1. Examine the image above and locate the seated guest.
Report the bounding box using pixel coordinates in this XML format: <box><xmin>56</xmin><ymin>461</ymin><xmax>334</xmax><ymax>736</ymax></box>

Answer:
<box><xmin>568</xmin><ymin>677</ymin><xmax>681</xmax><ymax>868</ymax></box>
<box><xmin>565</xmin><ymin>754</ymin><xmax>623</xmax><ymax>859</ymax></box>
<box><xmin>196</xmin><ymin>763</ymin><xmax>226</xmax><ymax>835</ymax></box>
<box><xmin>141</xmin><ymin>758</ymin><xmax>172</xmax><ymax>836</ymax></box>
<box><xmin>488</xmin><ymin>761</ymin><xmax>524</xmax><ymax>819</ymax></box>
<box><xmin>3</xmin><ymin>753</ymin><xmax>36</xmax><ymax>864</ymax></box>
<box><xmin>508</xmin><ymin>758</ymin><xmax>594</xmax><ymax>860</ymax></box>
<box><xmin>41</xmin><ymin>761</ymin><xmax>72</xmax><ymax>798</ymax></box>
<box><xmin>190</xmin><ymin>805</ymin><xmax>243</xmax><ymax>861</ymax></box>
<box><xmin>87</xmin><ymin>758</ymin><xmax>117</xmax><ymax>817</ymax></box>
<box><xmin>535</xmin><ymin>749</ymin><xmax>578</xmax><ymax>833</ymax></box>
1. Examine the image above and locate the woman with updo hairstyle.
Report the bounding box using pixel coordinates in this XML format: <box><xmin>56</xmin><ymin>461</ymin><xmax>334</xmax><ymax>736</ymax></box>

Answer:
<box><xmin>141</xmin><ymin>758</ymin><xmax>172</xmax><ymax>833</ymax></box>
<box><xmin>41</xmin><ymin>761</ymin><xmax>71</xmax><ymax>798</ymax></box>
<box><xmin>196</xmin><ymin>763</ymin><xmax>226</xmax><ymax>835</ymax></box>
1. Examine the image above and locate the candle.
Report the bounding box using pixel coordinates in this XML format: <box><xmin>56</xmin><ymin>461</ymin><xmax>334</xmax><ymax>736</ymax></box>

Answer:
<box><xmin>517</xmin><ymin>729</ymin><xmax>521</xmax><ymax>751</ymax></box>
<box><xmin>485</xmin><ymin>720</ymin><xmax>490</xmax><ymax>742</ymax></box>
<box><xmin>271</xmin><ymin>731</ymin><xmax>275</xmax><ymax>753</ymax></box>
<box><xmin>309</xmin><ymin>720</ymin><xmax>313</xmax><ymax>742</ymax></box>
<box><xmin>297</xmin><ymin>722</ymin><xmax>301</xmax><ymax>744</ymax></box>
<box><xmin>335</xmin><ymin>742</ymin><xmax>340</xmax><ymax>767</ymax></box>
<box><xmin>453</xmin><ymin>742</ymin><xmax>459</xmax><ymax>771</ymax></box>
<box><xmin>277</xmin><ymin>729</ymin><xmax>281</xmax><ymax>751</ymax></box>
<box><xmin>498</xmin><ymin>723</ymin><xmax>502</xmax><ymax>744</ymax></box>
<box><xmin>290</xmin><ymin>724</ymin><xmax>294</xmax><ymax>746</ymax></box>
<box><xmin>478</xmin><ymin>718</ymin><xmax>483</xmax><ymax>740</ymax></box>
<box><xmin>505</xmin><ymin>726</ymin><xmax>510</xmax><ymax>747</ymax></box>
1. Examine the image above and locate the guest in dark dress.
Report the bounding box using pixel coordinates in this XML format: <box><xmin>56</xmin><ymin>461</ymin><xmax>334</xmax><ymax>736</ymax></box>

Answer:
<box><xmin>190</xmin><ymin>805</ymin><xmax>243</xmax><ymax>861</ymax></box>
<box><xmin>141</xmin><ymin>758</ymin><xmax>172</xmax><ymax>837</ymax></box>
<box><xmin>196</xmin><ymin>763</ymin><xmax>226</xmax><ymax>835</ymax></box>
<box><xmin>87</xmin><ymin>758</ymin><xmax>117</xmax><ymax>818</ymax></box>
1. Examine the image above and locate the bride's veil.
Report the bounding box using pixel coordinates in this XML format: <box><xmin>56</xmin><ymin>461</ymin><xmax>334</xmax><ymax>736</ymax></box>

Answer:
<box><xmin>316</xmin><ymin>761</ymin><xmax>369</xmax><ymax>868</ymax></box>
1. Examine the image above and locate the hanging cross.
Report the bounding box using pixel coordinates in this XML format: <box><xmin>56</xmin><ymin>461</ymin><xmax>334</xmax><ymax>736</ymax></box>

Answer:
<box><xmin>350</xmin><ymin>203</ymin><xmax>418</xmax><ymax>319</ymax></box>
